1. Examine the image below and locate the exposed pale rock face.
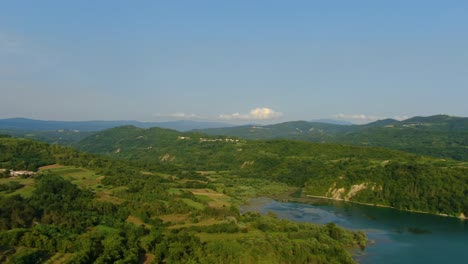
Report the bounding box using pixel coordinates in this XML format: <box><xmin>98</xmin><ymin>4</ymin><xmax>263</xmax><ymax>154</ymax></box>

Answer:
<box><xmin>345</xmin><ymin>183</ymin><xmax>369</xmax><ymax>200</ymax></box>
<box><xmin>326</xmin><ymin>182</ymin><xmax>380</xmax><ymax>201</ymax></box>
<box><xmin>332</xmin><ymin>188</ymin><xmax>346</xmax><ymax>199</ymax></box>
<box><xmin>240</xmin><ymin>161</ymin><xmax>254</xmax><ymax>168</ymax></box>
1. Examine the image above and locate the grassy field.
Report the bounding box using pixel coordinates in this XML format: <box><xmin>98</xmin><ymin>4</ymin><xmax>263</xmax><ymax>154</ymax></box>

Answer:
<box><xmin>40</xmin><ymin>165</ymin><xmax>126</xmax><ymax>205</ymax></box>
<box><xmin>127</xmin><ymin>215</ymin><xmax>152</xmax><ymax>228</ymax></box>
<box><xmin>95</xmin><ymin>188</ymin><xmax>126</xmax><ymax>204</ymax></box>
<box><xmin>168</xmin><ymin>218</ymin><xmax>221</xmax><ymax>230</ymax></box>
<box><xmin>40</xmin><ymin>166</ymin><xmax>101</xmax><ymax>188</ymax></box>
<box><xmin>94</xmin><ymin>225</ymin><xmax>119</xmax><ymax>233</ymax></box>
<box><xmin>0</xmin><ymin>177</ymin><xmax>36</xmax><ymax>198</ymax></box>
<box><xmin>196</xmin><ymin>229</ymin><xmax>265</xmax><ymax>242</ymax></box>
<box><xmin>180</xmin><ymin>198</ymin><xmax>205</xmax><ymax>210</ymax></box>
<box><xmin>1</xmin><ymin>164</ymin><xmax>129</xmax><ymax>207</ymax></box>
<box><xmin>142</xmin><ymin>254</ymin><xmax>155</xmax><ymax>264</ymax></box>
<box><xmin>44</xmin><ymin>253</ymin><xmax>75</xmax><ymax>264</ymax></box>
<box><xmin>39</xmin><ymin>164</ymin><xmax>66</xmax><ymax>170</ymax></box>
<box><xmin>159</xmin><ymin>214</ymin><xmax>189</xmax><ymax>224</ymax></box>
<box><xmin>0</xmin><ymin>165</ymin><xmax>125</xmax><ymax>207</ymax></box>
<box><xmin>188</xmin><ymin>188</ymin><xmax>231</xmax><ymax>208</ymax></box>
<box><xmin>168</xmin><ymin>188</ymin><xmax>182</xmax><ymax>195</ymax></box>
<box><xmin>209</xmin><ymin>175</ymin><xmax>293</xmax><ymax>204</ymax></box>
<box><xmin>1</xmin><ymin>165</ymin><xmax>104</xmax><ymax>198</ymax></box>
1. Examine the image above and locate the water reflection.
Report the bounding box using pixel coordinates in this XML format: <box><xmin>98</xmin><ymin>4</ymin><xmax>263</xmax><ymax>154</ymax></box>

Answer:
<box><xmin>241</xmin><ymin>197</ymin><xmax>468</xmax><ymax>264</ymax></box>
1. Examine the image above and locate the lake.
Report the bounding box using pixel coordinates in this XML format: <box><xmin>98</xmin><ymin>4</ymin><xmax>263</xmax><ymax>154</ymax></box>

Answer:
<box><xmin>241</xmin><ymin>197</ymin><xmax>468</xmax><ymax>264</ymax></box>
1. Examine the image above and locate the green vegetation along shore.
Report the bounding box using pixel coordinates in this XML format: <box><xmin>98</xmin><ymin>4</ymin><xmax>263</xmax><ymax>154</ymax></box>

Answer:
<box><xmin>0</xmin><ymin>137</ymin><xmax>366</xmax><ymax>263</ymax></box>
<box><xmin>197</xmin><ymin>115</ymin><xmax>468</xmax><ymax>161</ymax></box>
<box><xmin>1</xmin><ymin>120</ymin><xmax>467</xmax><ymax>263</ymax></box>
<box><xmin>76</xmin><ymin>125</ymin><xmax>468</xmax><ymax>218</ymax></box>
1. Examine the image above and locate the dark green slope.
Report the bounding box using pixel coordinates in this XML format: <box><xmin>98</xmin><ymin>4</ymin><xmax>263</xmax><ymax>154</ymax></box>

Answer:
<box><xmin>77</xmin><ymin>125</ymin><xmax>468</xmax><ymax>217</ymax></box>
<box><xmin>0</xmin><ymin>137</ymin><xmax>366</xmax><ymax>263</ymax></box>
<box><xmin>0</xmin><ymin>137</ymin><xmax>56</xmax><ymax>171</ymax></box>
<box><xmin>0</xmin><ymin>128</ymin><xmax>93</xmax><ymax>146</ymax></box>
<box><xmin>190</xmin><ymin>121</ymin><xmax>353</xmax><ymax>148</ymax></box>
<box><xmin>78</xmin><ymin>125</ymin><xmax>240</xmax><ymax>171</ymax></box>
<box><xmin>0</xmin><ymin>118</ymin><xmax>234</xmax><ymax>146</ymax></box>
<box><xmin>0</xmin><ymin>117</ymin><xmax>233</xmax><ymax>132</ymax></box>
<box><xmin>197</xmin><ymin>115</ymin><xmax>468</xmax><ymax>161</ymax></box>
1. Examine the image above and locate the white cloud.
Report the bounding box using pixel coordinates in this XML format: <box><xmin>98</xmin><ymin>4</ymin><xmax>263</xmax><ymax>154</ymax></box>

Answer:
<box><xmin>220</xmin><ymin>107</ymin><xmax>283</xmax><ymax>120</ymax></box>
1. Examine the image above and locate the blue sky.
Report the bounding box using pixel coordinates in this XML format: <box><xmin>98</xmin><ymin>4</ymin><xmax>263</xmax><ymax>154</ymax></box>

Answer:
<box><xmin>1</xmin><ymin>1</ymin><xmax>467</xmax><ymax>124</ymax></box>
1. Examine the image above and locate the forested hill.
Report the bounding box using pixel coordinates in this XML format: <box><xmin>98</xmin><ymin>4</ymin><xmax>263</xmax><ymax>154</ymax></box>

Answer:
<box><xmin>0</xmin><ymin>118</ymin><xmax>234</xmax><ymax>146</ymax></box>
<box><xmin>76</xmin><ymin>125</ymin><xmax>468</xmax><ymax>218</ymax></box>
<box><xmin>1</xmin><ymin>129</ymin><xmax>467</xmax><ymax>263</ymax></box>
<box><xmin>0</xmin><ymin>137</ymin><xmax>366</xmax><ymax>263</ymax></box>
<box><xmin>0</xmin><ymin>117</ymin><xmax>233</xmax><ymax>132</ymax></box>
<box><xmin>196</xmin><ymin>115</ymin><xmax>468</xmax><ymax>161</ymax></box>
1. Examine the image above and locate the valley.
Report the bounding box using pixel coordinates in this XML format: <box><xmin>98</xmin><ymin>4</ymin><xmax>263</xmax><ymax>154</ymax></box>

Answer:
<box><xmin>0</xmin><ymin>136</ymin><xmax>366</xmax><ymax>263</ymax></box>
<box><xmin>0</xmin><ymin>115</ymin><xmax>467</xmax><ymax>263</ymax></box>
<box><xmin>198</xmin><ymin>115</ymin><xmax>468</xmax><ymax>161</ymax></box>
<box><xmin>3</xmin><ymin>2</ymin><xmax>467</xmax><ymax>263</ymax></box>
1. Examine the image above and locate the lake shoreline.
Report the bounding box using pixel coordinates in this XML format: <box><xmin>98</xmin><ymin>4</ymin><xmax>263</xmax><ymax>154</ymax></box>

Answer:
<box><xmin>305</xmin><ymin>194</ymin><xmax>468</xmax><ymax>220</ymax></box>
<box><xmin>242</xmin><ymin>194</ymin><xmax>468</xmax><ymax>264</ymax></box>
<box><xmin>262</xmin><ymin>189</ymin><xmax>467</xmax><ymax>220</ymax></box>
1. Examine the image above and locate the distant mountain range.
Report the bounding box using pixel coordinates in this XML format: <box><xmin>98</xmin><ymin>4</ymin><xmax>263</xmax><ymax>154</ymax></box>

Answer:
<box><xmin>72</xmin><ymin>122</ymin><xmax>468</xmax><ymax>218</ymax></box>
<box><xmin>196</xmin><ymin>115</ymin><xmax>468</xmax><ymax>161</ymax></box>
<box><xmin>1</xmin><ymin>115</ymin><xmax>467</xmax><ymax>161</ymax></box>
<box><xmin>309</xmin><ymin>119</ymin><xmax>353</xmax><ymax>125</ymax></box>
<box><xmin>0</xmin><ymin>118</ymin><xmax>234</xmax><ymax>132</ymax></box>
<box><xmin>0</xmin><ymin>117</ymin><xmax>355</xmax><ymax>132</ymax></box>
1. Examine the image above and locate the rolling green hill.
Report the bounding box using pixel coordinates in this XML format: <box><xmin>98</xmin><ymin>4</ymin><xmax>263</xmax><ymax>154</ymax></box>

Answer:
<box><xmin>0</xmin><ymin>137</ymin><xmax>366</xmax><ymax>263</ymax></box>
<box><xmin>197</xmin><ymin>115</ymin><xmax>468</xmax><ymax>161</ymax></box>
<box><xmin>0</xmin><ymin>117</ymin><xmax>234</xmax><ymax>146</ymax></box>
<box><xmin>76</xmin><ymin>125</ymin><xmax>468</xmax><ymax>218</ymax></box>
<box><xmin>2</xmin><ymin>124</ymin><xmax>468</xmax><ymax>263</ymax></box>
<box><xmin>0</xmin><ymin>128</ymin><xmax>93</xmax><ymax>146</ymax></box>
<box><xmin>0</xmin><ymin>117</ymin><xmax>233</xmax><ymax>132</ymax></box>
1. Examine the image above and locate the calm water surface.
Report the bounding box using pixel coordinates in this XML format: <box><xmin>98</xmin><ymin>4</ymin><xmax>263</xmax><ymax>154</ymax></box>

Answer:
<box><xmin>241</xmin><ymin>197</ymin><xmax>468</xmax><ymax>264</ymax></box>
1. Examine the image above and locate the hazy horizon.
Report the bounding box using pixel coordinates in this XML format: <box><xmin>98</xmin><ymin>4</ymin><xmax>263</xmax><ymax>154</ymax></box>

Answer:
<box><xmin>1</xmin><ymin>1</ymin><xmax>467</xmax><ymax>124</ymax></box>
<box><xmin>2</xmin><ymin>114</ymin><xmax>466</xmax><ymax>128</ymax></box>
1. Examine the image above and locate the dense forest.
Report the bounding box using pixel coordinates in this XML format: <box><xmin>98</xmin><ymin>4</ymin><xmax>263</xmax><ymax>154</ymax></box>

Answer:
<box><xmin>0</xmin><ymin>137</ymin><xmax>366</xmax><ymax>263</ymax></box>
<box><xmin>197</xmin><ymin>115</ymin><xmax>468</xmax><ymax>161</ymax></box>
<box><xmin>76</xmin><ymin>125</ymin><xmax>468</xmax><ymax>217</ymax></box>
<box><xmin>2</xmin><ymin>115</ymin><xmax>467</xmax><ymax>162</ymax></box>
<box><xmin>2</xmin><ymin>120</ymin><xmax>467</xmax><ymax>262</ymax></box>
<box><xmin>0</xmin><ymin>128</ymin><xmax>93</xmax><ymax>146</ymax></box>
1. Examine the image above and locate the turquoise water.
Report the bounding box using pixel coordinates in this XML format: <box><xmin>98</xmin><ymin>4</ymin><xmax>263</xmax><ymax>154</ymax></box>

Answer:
<box><xmin>241</xmin><ymin>197</ymin><xmax>468</xmax><ymax>264</ymax></box>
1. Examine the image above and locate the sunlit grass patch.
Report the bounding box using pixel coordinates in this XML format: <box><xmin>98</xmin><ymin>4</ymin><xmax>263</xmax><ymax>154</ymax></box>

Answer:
<box><xmin>142</xmin><ymin>254</ymin><xmax>155</xmax><ymax>264</ymax></box>
<box><xmin>181</xmin><ymin>198</ymin><xmax>205</xmax><ymax>210</ymax></box>
<box><xmin>50</xmin><ymin>167</ymin><xmax>95</xmax><ymax>180</ymax></box>
<box><xmin>41</xmin><ymin>166</ymin><xmax>103</xmax><ymax>188</ymax></box>
<box><xmin>7</xmin><ymin>185</ymin><xmax>35</xmax><ymax>198</ymax></box>
<box><xmin>95</xmin><ymin>188</ymin><xmax>126</xmax><ymax>204</ymax></box>
<box><xmin>168</xmin><ymin>188</ymin><xmax>181</xmax><ymax>194</ymax></box>
<box><xmin>195</xmin><ymin>194</ymin><xmax>213</xmax><ymax>202</ymax></box>
<box><xmin>127</xmin><ymin>215</ymin><xmax>152</xmax><ymax>228</ymax></box>
<box><xmin>0</xmin><ymin>177</ymin><xmax>35</xmax><ymax>198</ymax></box>
<box><xmin>94</xmin><ymin>225</ymin><xmax>118</xmax><ymax>233</ymax></box>
<box><xmin>38</xmin><ymin>164</ymin><xmax>66</xmax><ymax>171</ymax></box>
<box><xmin>168</xmin><ymin>218</ymin><xmax>220</xmax><ymax>229</ymax></box>
<box><xmin>187</xmin><ymin>188</ymin><xmax>231</xmax><ymax>208</ymax></box>
<box><xmin>44</xmin><ymin>253</ymin><xmax>74</xmax><ymax>264</ymax></box>
<box><xmin>159</xmin><ymin>214</ymin><xmax>189</xmax><ymax>224</ymax></box>
<box><xmin>0</xmin><ymin>177</ymin><xmax>34</xmax><ymax>185</ymax></box>
<box><xmin>196</xmin><ymin>230</ymin><xmax>264</xmax><ymax>242</ymax></box>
